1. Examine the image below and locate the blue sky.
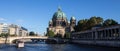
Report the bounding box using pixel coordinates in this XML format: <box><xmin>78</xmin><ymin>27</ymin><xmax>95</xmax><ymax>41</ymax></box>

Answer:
<box><xmin>0</xmin><ymin>0</ymin><xmax>120</xmax><ymax>35</ymax></box>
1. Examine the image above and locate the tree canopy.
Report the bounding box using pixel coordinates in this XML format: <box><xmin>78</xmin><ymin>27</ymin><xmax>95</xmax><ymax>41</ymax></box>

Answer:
<box><xmin>54</xmin><ymin>33</ymin><xmax>62</xmax><ymax>38</ymax></box>
<box><xmin>75</xmin><ymin>16</ymin><xmax>118</xmax><ymax>32</ymax></box>
<box><xmin>0</xmin><ymin>33</ymin><xmax>9</xmax><ymax>37</ymax></box>
<box><xmin>64</xmin><ymin>32</ymin><xmax>71</xmax><ymax>38</ymax></box>
<box><xmin>29</xmin><ymin>31</ymin><xmax>36</xmax><ymax>36</ymax></box>
<box><xmin>103</xmin><ymin>19</ymin><xmax>118</xmax><ymax>26</ymax></box>
<box><xmin>46</xmin><ymin>30</ymin><xmax>55</xmax><ymax>38</ymax></box>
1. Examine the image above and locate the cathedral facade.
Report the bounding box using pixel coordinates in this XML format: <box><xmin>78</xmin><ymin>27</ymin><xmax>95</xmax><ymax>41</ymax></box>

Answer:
<box><xmin>47</xmin><ymin>7</ymin><xmax>76</xmax><ymax>37</ymax></box>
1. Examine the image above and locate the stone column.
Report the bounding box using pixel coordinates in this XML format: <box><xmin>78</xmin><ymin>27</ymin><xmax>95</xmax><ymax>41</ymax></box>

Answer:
<box><xmin>111</xmin><ymin>29</ymin><xmax>113</xmax><ymax>37</ymax></box>
<box><xmin>114</xmin><ymin>28</ymin><xmax>117</xmax><ymax>37</ymax></box>
<box><xmin>92</xmin><ymin>32</ymin><xmax>94</xmax><ymax>39</ymax></box>
<box><xmin>95</xmin><ymin>31</ymin><xmax>98</xmax><ymax>40</ymax></box>
<box><xmin>107</xmin><ymin>29</ymin><xmax>109</xmax><ymax>38</ymax></box>
<box><xmin>115</xmin><ymin>28</ymin><xmax>117</xmax><ymax>33</ymax></box>
<box><xmin>104</xmin><ymin>30</ymin><xmax>106</xmax><ymax>39</ymax></box>
<box><xmin>119</xmin><ymin>28</ymin><xmax>120</xmax><ymax>38</ymax></box>
<box><xmin>97</xmin><ymin>31</ymin><xmax>99</xmax><ymax>39</ymax></box>
<box><xmin>100</xmin><ymin>31</ymin><xmax>103</xmax><ymax>39</ymax></box>
<box><xmin>90</xmin><ymin>32</ymin><xmax>92</xmax><ymax>39</ymax></box>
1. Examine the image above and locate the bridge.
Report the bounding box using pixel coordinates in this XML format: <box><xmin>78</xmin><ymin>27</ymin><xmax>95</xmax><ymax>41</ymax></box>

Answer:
<box><xmin>0</xmin><ymin>36</ymin><xmax>68</xmax><ymax>44</ymax></box>
<box><xmin>7</xmin><ymin>36</ymin><xmax>48</xmax><ymax>43</ymax></box>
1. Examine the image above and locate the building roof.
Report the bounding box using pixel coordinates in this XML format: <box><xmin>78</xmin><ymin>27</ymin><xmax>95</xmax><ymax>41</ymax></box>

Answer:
<box><xmin>21</xmin><ymin>27</ymin><xmax>28</xmax><ymax>31</ymax></box>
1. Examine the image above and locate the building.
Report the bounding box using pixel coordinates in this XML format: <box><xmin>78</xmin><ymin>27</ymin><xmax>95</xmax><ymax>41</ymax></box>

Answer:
<box><xmin>71</xmin><ymin>25</ymin><xmax>120</xmax><ymax>40</ymax></box>
<box><xmin>0</xmin><ymin>23</ymin><xmax>28</xmax><ymax>36</ymax></box>
<box><xmin>0</xmin><ymin>23</ymin><xmax>9</xmax><ymax>34</ymax></box>
<box><xmin>71</xmin><ymin>25</ymin><xmax>120</xmax><ymax>47</ymax></box>
<box><xmin>47</xmin><ymin>7</ymin><xmax>76</xmax><ymax>37</ymax></box>
<box><xmin>19</xmin><ymin>27</ymin><xmax>28</xmax><ymax>36</ymax></box>
<box><xmin>9</xmin><ymin>24</ymin><xmax>28</xmax><ymax>36</ymax></box>
<box><xmin>9</xmin><ymin>24</ymin><xmax>20</xmax><ymax>36</ymax></box>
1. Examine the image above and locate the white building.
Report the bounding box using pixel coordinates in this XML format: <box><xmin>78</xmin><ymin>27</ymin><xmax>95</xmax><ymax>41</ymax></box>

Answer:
<box><xmin>0</xmin><ymin>23</ymin><xmax>28</xmax><ymax>36</ymax></box>
<box><xmin>0</xmin><ymin>23</ymin><xmax>9</xmax><ymax>34</ymax></box>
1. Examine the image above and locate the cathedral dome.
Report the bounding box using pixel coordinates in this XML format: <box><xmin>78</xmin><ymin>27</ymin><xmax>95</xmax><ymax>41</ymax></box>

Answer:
<box><xmin>53</xmin><ymin>7</ymin><xmax>66</xmax><ymax>19</ymax></box>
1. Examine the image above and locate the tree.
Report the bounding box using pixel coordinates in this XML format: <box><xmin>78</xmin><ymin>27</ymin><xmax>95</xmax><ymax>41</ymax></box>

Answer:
<box><xmin>64</xmin><ymin>32</ymin><xmax>71</xmax><ymax>38</ymax></box>
<box><xmin>87</xmin><ymin>16</ymin><xmax>103</xmax><ymax>29</ymax></box>
<box><xmin>10</xmin><ymin>34</ymin><xmax>17</xmax><ymax>37</ymax></box>
<box><xmin>29</xmin><ymin>31</ymin><xmax>36</xmax><ymax>36</ymax></box>
<box><xmin>47</xmin><ymin>30</ymin><xmax>55</xmax><ymax>38</ymax></box>
<box><xmin>103</xmin><ymin>19</ymin><xmax>118</xmax><ymax>26</ymax></box>
<box><xmin>54</xmin><ymin>33</ymin><xmax>62</xmax><ymax>38</ymax></box>
<box><xmin>96</xmin><ymin>17</ymin><xmax>103</xmax><ymax>24</ymax></box>
<box><xmin>74</xmin><ymin>19</ymin><xmax>88</xmax><ymax>32</ymax></box>
<box><xmin>0</xmin><ymin>33</ymin><xmax>9</xmax><ymax>37</ymax></box>
<box><xmin>75</xmin><ymin>16</ymin><xmax>103</xmax><ymax>32</ymax></box>
<box><xmin>0</xmin><ymin>33</ymin><xmax>9</xmax><ymax>44</ymax></box>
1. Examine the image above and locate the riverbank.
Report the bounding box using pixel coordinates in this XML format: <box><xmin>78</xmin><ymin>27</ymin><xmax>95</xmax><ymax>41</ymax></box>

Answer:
<box><xmin>71</xmin><ymin>40</ymin><xmax>120</xmax><ymax>48</ymax></box>
<box><xmin>0</xmin><ymin>40</ymin><xmax>5</xmax><ymax>44</ymax></box>
<box><xmin>0</xmin><ymin>38</ymin><xmax>7</xmax><ymax>44</ymax></box>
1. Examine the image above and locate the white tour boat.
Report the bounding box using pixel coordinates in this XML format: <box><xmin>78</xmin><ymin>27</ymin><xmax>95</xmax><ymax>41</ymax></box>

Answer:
<box><xmin>16</xmin><ymin>39</ymin><xmax>24</xmax><ymax>48</ymax></box>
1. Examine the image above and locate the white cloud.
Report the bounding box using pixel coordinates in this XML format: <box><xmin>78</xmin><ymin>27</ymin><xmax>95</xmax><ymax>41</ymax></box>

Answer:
<box><xmin>0</xmin><ymin>18</ymin><xmax>7</xmax><ymax>21</ymax></box>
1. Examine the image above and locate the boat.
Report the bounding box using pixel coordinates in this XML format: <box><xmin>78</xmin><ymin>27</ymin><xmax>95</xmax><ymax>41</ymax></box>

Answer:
<box><xmin>16</xmin><ymin>39</ymin><xmax>24</xmax><ymax>48</ymax></box>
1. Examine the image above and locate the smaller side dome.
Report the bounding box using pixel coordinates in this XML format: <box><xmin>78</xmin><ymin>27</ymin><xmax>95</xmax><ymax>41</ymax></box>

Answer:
<box><xmin>49</xmin><ymin>20</ymin><xmax>52</xmax><ymax>24</ymax></box>
<box><xmin>68</xmin><ymin>21</ymin><xmax>70</xmax><ymax>23</ymax></box>
<box><xmin>49</xmin><ymin>20</ymin><xmax>52</xmax><ymax>22</ymax></box>
<box><xmin>71</xmin><ymin>16</ymin><xmax>76</xmax><ymax>20</ymax></box>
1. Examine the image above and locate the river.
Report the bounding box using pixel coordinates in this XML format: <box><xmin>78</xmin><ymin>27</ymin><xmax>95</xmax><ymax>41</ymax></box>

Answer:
<box><xmin>0</xmin><ymin>42</ymin><xmax>119</xmax><ymax>51</ymax></box>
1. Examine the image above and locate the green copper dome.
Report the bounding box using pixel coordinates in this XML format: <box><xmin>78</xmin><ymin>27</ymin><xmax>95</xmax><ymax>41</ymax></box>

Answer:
<box><xmin>53</xmin><ymin>7</ymin><xmax>66</xmax><ymax>19</ymax></box>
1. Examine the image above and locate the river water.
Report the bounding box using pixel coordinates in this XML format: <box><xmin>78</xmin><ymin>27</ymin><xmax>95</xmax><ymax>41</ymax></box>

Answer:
<box><xmin>0</xmin><ymin>42</ymin><xmax>119</xmax><ymax>51</ymax></box>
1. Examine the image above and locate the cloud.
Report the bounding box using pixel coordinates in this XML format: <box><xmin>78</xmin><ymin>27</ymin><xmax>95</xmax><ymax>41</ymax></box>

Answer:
<box><xmin>0</xmin><ymin>18</ymin><xmax>7</xmax><ymax>21</ymax></box>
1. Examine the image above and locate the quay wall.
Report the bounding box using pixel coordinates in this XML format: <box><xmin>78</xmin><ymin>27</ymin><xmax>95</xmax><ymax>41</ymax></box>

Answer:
<box><xmin>71</xmin><ymin>40</ymin><xmax>120</xmax><ymax>47</ymax></box>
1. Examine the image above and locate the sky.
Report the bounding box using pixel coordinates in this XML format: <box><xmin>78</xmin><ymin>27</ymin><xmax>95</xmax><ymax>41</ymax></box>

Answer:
<box><xmin>0</xmin><ymin>0</ymin><xmax>120</xmax><ymax>36</ymax></box>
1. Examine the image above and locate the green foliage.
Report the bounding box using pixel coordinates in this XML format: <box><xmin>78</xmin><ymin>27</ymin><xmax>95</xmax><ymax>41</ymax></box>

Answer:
<box><xmin>10</xmin><ymin>34</ymin><xmax>17</xmax><ymax>37</ymax></box>
<box><xmin>75</xmin><ymin>16</ymin><xmax>103</xmax><ymax>32</ymax></box>
<box><xmin>0</xmin><ymin>33</ymin><xmax>9</xmax><ymax>37</ymax></box>
<box><xmin>75</xmin><ymin>16</ymin><xmax>118</xmax><ymax>32</ymax></box>
<box><xmin>47</xmin><ymin>30</ymin><xmax>55</xmax><ymax>38</ymax></box>
<box><xmin>64</xmin><ymin>32</ymin><xmax>70</xmax><ymax>38</ymax></box>
<box><xmin>29</xmin><ymin>31</ymin><xmax>36</xmax><ymax>36</ymax></box>
<box><xmin>103</xmin><ymin>19</ymin><xmax>118</xmax><ymax>26</ymax></box>
<box><xmin>0</xmin><ymin>33</ymin><xmax>9</xmax><ymax>44</ymax></box>
<box><xmin>54</xmin><ymin>33</ymin><xmax>62</xmax><ymax>38</ymax></box>
<box><xmin>87</xmin><ymin>17</ymin><xmax>103</xmax><ymax>29</ymax></box>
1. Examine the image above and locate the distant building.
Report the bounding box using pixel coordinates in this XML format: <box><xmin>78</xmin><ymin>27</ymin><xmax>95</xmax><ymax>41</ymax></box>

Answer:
<box><xmin>19</xmin><ymin>27</ymin><xmax>28</xmax><ymax>36</ymax></box>
<box><xmin>0</xmin><ymin>23</ymin><xmax>9</xmax><ymax>34</ymax></box>
<box><xmin>0</xmin><ymin>23</ymin><xmax>28</xmax><ymax>36</ymax></box>
<box><xmin>9</xmin><ymin>24</ymin><xmax>28</xmax><ymax>36</ymax></box>
<box><xmin>9</xmin><ymin>24</ymin><xmax>20</xmax><ymax>36</ymax></box>
<box><xmin>47</xmin><ymin>7</ymin><xmax>76</xmax><ymax>37</ymax></box>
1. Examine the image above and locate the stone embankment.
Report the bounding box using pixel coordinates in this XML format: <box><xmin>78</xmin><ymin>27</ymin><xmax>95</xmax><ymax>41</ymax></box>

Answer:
<box><xmin>0</xmin><ymin>38</ymin><xmax>6</xmax><ymax>44</ymax></box>
<box><xmin>72</xmin><ymin>40</ymin><xmax>120</xmax><ymax>47</ymax></box>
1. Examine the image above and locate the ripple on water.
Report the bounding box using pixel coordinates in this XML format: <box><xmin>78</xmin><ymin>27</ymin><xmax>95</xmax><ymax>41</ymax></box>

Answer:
<box><xmin>0</xmin><ymin>43</ymin><xmax>120</xmax><ymax>51</ymax></box>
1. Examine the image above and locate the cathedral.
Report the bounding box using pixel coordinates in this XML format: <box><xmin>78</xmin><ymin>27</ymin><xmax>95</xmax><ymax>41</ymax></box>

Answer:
<box><xmin>47</xmin><ymin>7</ymin><xmax>76</xmax><ymax>37</ymax></box>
